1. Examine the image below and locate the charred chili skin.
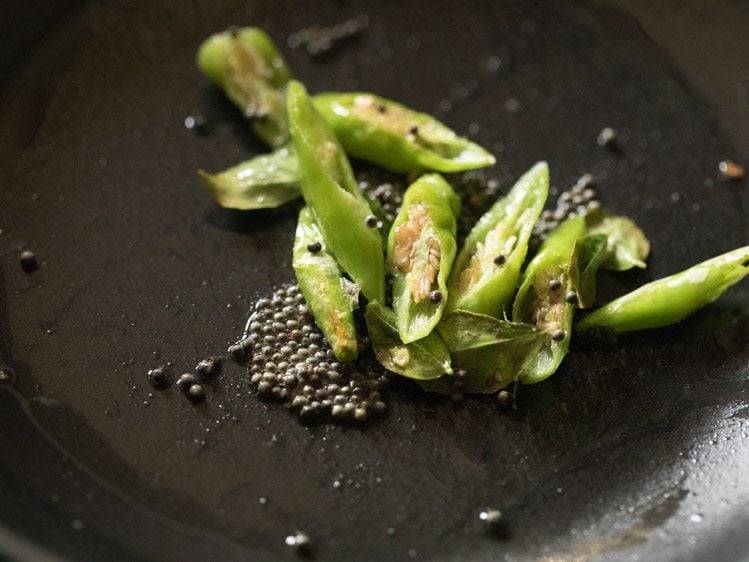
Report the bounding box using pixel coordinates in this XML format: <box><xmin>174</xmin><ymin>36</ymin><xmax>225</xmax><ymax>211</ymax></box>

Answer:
<box><xmin>293</xmin><ymin>207</ymin><xmax>359</xmax><ymax>362</ymax></box>
<box><xmin>513</xmin><ymin>216</ymin><xmax>586</xmax><ymax>384</ymax></box>
<box><xmin>576</xmin><ymin>246</ymin><xmax>749</xmax><ymax>334</ymax></box>
<box><xmin>388</xmin><ymin>174</ymin><xmax>460</xmax><ymax>343</ymax></box>
<box><xmin>197</xmin><ymin>27</ymin><xmax>292</xmax><ymax>148</ymax></box>
<box><xmin>287</xmin><ymin>80</ymin><xmax>386</xmax><ymax>304</ymax></box>
<box><xmin>313</xmin><ymin>92</ymin><xmax>495</xmax><ymax>173</ymax></box>
<box><xmin>446</xmin><ymin>161</ymin><xmax>549</xmax><ymax>317</ymax></box>
<box><xmin>197</xmin><ymin>145</ymin><xmax>300</xmax><ymax>210</ymax></box>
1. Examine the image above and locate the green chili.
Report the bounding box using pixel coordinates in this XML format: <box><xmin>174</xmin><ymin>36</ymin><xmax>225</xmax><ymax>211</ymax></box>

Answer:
<box><xmin>586</xmin><ymin>209</ymin><xmax>650</xmax><ymax>271</ymax></box>
<box><xmin>287</xmin><ymin>80</ymin><xmax>385</xmax><ymax>303</ymax></box>
<box><xmin>428</xmin><ymin>311</ymin><xmax>545</xmax><ymax>393</ymax></box>
<box><xmin>197</xmin><ymin>146</ymin><xmax>300</xmax><ymax>210</ymax></box>
<box><xmin>293</xmin><ymin>207</ymin><xmax>359</xmax><ymax>361</ymax></box>
<box><xmin>446</xmin><ymin>161</ymin><xmax>549</xmax><ymax>316</ymax></box>
<box><xmin>576</xmin><ymin>246</ymin><xmax>749</xmax><ymax>334</ymax></box>
<box><xmin>512</xmin><ymin>216</ymin><xmax>586</xmax><ymax>384</ymax></box>
<box><xmin>313</xmin><ymin>92</ymin><xmax>495</xmax><ymax>173</ymax></box>
<box><xmin>197</xmin><ymin>27</ymin><xmax>292</xmax><ymax>148</ymax></box>
<box><xmin>365</xmin><ymin>302</ymin><xmax>452</xmax><ymax>380</ymax></box>
<box><xmin>388</xmin><ymin>173</ymin><xmax>460</xmax><ymax>343</ymax></box>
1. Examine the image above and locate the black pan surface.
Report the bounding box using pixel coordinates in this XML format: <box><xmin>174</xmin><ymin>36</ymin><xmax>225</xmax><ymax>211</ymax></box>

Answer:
<box><xmin>1</xmin><ymin>1</ymin><xmax>748</xmax><ymax>561</ymax></box>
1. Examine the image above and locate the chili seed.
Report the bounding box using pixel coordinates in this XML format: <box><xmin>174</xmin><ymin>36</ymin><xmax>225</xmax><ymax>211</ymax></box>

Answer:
<box><xmin>365</xmin><ymin>215</ymin><xmax>379</xmax><ymax>228</ymax></box>
<box><xmin>427</xmin><ymin>290</ymin><xmax>443</xmax><ymax>304</ymax></box>
<box><xmin>548</xmin><ymin>279</ymin><xmax>562</xmax><ymax>291</ymax></box>
<box><xmin>565</xmin><ymin>291</ymin><xmax>578</xmax><ymax>304</ymax></box>
<box><xmin>493</xmin><ymin>254</ymin><xmax>506</xmax><ymax>265</ymax></box>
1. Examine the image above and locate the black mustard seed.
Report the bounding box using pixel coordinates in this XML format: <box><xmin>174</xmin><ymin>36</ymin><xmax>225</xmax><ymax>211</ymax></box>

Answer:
<box><xmin>20</xmin><ymin>251</ymin><xmax>38</xmax><ymax>272</ymax></box>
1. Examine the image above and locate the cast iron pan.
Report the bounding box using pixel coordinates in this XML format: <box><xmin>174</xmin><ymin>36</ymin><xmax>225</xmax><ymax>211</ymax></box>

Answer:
<box><xmin>1</xmin><ymin>1</ymin><xmax>748</xmax><ymax>560</ymax></box>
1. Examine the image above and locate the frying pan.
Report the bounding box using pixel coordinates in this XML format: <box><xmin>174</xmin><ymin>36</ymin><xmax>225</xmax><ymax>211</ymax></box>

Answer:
<box><xmin>1</xmin><ymin>1</ymin><xmax>748</xmax><ymax>560</ymax></box>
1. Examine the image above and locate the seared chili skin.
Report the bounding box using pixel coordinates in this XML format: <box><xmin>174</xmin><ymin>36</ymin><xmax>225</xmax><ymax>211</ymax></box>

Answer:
<box><xmin>287</xmin><ymin>80</ymin><xmax>386</xmax><ymax>304</ymax></box>
<box><xmin>197</xmin><ymin>87</ymin><xmax>497</xmax><ymax>212</ymax></box>
<box><xmin>313</xmin><ymin>92</ymin><xmax>495</xmax><ymax>173</ymax></box>
<box><xmin>577</xmin><ymin>246</ymin><xmax>749</xmax><ymax>334</ymax></box>
<box><xmin>197</xmin><ymin>27</ymin><xmax>292</xmax><ymax>148</ymax></box>
<box><xmin>293</xmin><ymin>207</ymin><xmax>359</xmax><ymax>362</ymax></box>
<box><xmin>388</xmin><ymin>173</ymin><xmax>460</xmax><ymax>343</ymax></box>
<box><xmin>447</xmin><ymin>161</ymin><xmax>549</xmax><ymax>317</ymax></box>
<box><xmin>512</xmin><ymin>216</ymin><xmax>586</xmax><ymax>384</ymax></box>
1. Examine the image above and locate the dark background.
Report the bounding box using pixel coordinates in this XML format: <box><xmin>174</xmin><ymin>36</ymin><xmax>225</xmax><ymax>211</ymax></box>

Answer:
<box><xmin>0</xmin><ymin>1</ymin><xmax>747</xmax><ymax>561</ymax></box>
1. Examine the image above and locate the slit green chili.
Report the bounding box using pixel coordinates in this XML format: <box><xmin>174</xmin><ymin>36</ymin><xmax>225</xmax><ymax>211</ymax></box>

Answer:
<box><xmin>313</xmin><ymin>92</ymin><xmax>495</xmax><ymax>173</ymax></box>
<box><xmin>446</xmin><ymin>161</ymin><xmax>549</xmax><ymax>316</ymax></box>
<box><xmin>287</xmin><ymin>80</ymin><xmax>385</xmax><ymax>303</ymax></box>
<box><xmin>388</xmin><ymin>173</ymin><xmax>460</xmax><ymax>343</ymax></box>
<box><xmin>293</xmin><ymin>207</ymin><xmax>359</xmax><ymax>362</ymax></box>
<box><xmin>576</xmin><ymin>246</ymin><xmax>749</xmax><ymax>334</ymax></box>
<box><xmin>512</xmin><ymin>216</ymin><xmax>586</xmax><ymax>384</ymax></box>
<box><xmin>197</xmin><ymin>27</ymin><xmax>292</xmax><ymax>148</ymax></box>
<box><xmin>197</xmin><ymin>146</ymin><xmax>300</xmax><ymax>210</ymax></box>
